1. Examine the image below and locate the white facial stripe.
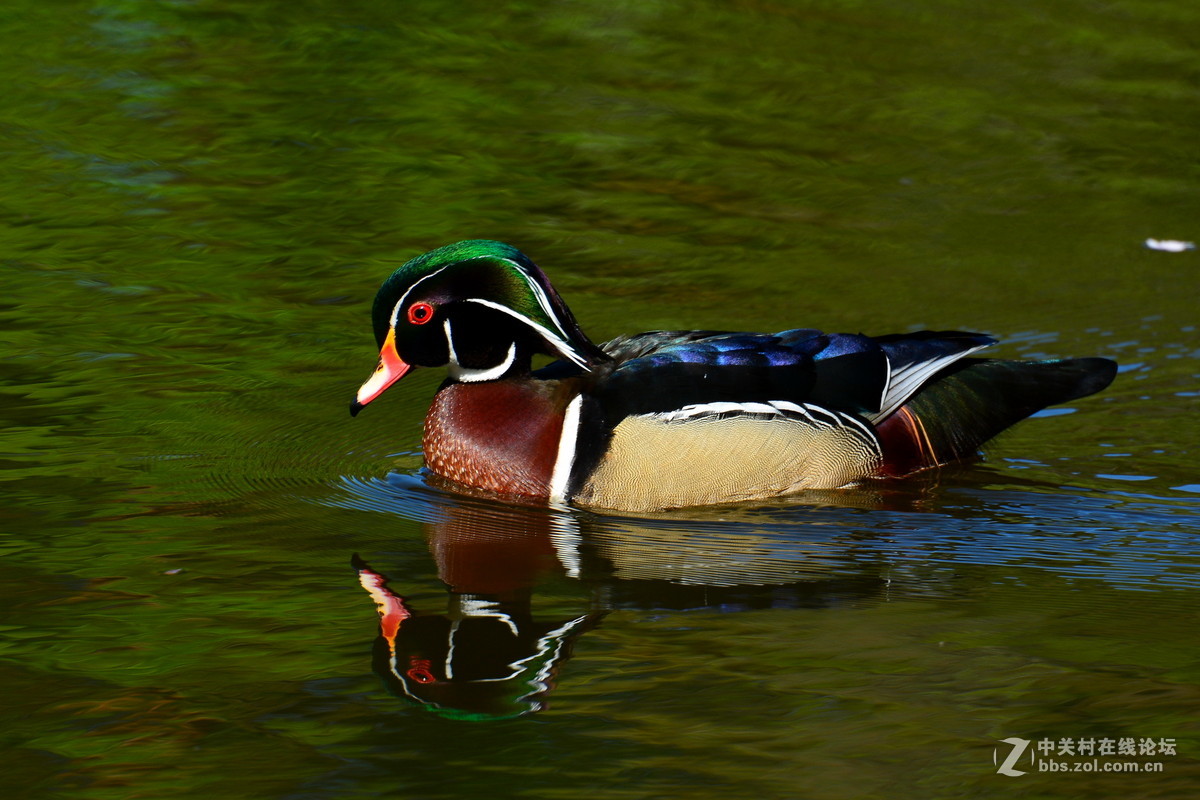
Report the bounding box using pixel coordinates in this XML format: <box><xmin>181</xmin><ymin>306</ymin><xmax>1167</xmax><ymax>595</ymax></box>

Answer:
<box><xmin>445</xmin><ymin>620</ymin><xmax>458</xmax><ymax>680</ymax></box>
<box><xmin>443</xmin><ymin>316</ymin><xmax>517</xmax><ymax>381</ymax></box>
<box><xmin>443</xmin><ymin>318</ymin><xmax>459</xmax><ymax>365</ymax></box>
<box><xmin>496</xmin><ymin>257</ymin><xmax>566</xmax><ymax>331</ymax></box>
<box><xmin>548</xmin><ymin>394</ymin><xmax>583</xmax><ymax>504</ymax></box>
<box><xmin>512</xmin><ymin>614</ymin><xmax>593</xmax><ymax>700</ymax></box>
<box><xmin>459</xmin><ymin>596</ymin><xmax>521</xmax><ymax>636</ymax></box>
<box><xmin>463</xmin><ymin>297</ymin><xmax>589</xmax><ymax>369</ymax></box>
<box><xmin>447</xmin><ymin>342</ymin><xmax>516</xmax><ymax>382</ymax></box>
<box><xmin>390</xmin><ymin>261</ymin><xmax>456</xmax><ymax>328</ymax></box>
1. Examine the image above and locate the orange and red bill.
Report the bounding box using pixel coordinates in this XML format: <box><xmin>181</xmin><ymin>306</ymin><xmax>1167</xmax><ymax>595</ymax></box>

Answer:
<box><xmin>350</xmin><ymin>329</ymin><xmax>411</xmax><ymax>416</ymax></box>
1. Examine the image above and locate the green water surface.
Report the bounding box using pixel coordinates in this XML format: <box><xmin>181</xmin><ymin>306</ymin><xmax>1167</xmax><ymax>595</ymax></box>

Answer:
<box><xmin>2</xmin><ymin>1</ymin><xmax>1198</xmax><ymax>798</ymax></box>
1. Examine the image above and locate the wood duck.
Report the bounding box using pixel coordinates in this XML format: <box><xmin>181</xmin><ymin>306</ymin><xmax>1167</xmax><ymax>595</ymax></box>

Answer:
<box><xmin>350</xmin><ymin>240</ymin><xmax>1117</xmax><ymax>512</ymax></box>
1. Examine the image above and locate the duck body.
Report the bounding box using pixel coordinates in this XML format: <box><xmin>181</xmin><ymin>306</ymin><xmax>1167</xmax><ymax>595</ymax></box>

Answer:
<box><xmin>351</xmin><ymin>240</ymin><xmax>1117</xmax><ymax>512</ymax></box>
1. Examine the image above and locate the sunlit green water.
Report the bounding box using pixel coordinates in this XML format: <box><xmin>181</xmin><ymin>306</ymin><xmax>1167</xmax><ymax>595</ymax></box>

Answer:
<box><xmin>2</xmin><ymin>0</ymin><xmax>1198</xmax><ymax>797</ymax></box>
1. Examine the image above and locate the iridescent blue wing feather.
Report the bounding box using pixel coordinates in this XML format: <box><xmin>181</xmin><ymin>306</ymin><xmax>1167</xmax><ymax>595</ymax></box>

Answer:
<box><xmin>598</xmin><ymin>329</ymin><xmax>885</xmax><ymax>418</ymax></box>
<box><xmin>596</xmin><ymin>328</ymin><xmax>993</xmax><ymax>422</ymax></box>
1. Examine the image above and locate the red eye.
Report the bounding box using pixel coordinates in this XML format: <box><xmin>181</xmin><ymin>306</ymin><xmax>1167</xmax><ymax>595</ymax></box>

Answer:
<box><xmin>407</xmin><ymin>657</ymin><xmax>436</xmax><ymax>683</ymax></box>
<box><xmin>407</xmin><ymin>302</ymin><xmax>434</xmax><ymax>325</ymax></box>
<box><xmin>406</xmin><ymin>666</ymin><xmax>435</xmax><ymax>683</ymax></box>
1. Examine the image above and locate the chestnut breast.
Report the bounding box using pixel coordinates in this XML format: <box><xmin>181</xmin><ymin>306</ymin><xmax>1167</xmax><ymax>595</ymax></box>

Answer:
<box><xmin>423</xmin><ymin>380</ymin><xmax>573</xmax><ymax>500</ymax></box>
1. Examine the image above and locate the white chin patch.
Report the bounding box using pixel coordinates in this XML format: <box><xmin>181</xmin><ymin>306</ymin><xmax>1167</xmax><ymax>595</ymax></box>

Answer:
<box><xmin>445</xmin><ymin>316</ymin><xmax>518</xmax><ymax>382</ymax></box>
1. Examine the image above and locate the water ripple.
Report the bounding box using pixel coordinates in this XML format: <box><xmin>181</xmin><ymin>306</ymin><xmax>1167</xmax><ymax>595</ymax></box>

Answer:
<box><xmin>323</xmin><ymin>466</ymin><xmax>1200</xmax><ymax>593</ymax></box>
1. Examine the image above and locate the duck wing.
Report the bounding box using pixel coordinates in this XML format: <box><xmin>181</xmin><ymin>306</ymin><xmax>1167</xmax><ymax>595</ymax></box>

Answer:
<box><xmin>596</xmin><ymin>328</ymin><xmax>994</xmax><ymax>422</ymax></box>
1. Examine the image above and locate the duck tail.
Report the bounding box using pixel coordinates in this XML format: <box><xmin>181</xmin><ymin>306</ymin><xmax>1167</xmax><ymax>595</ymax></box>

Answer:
<box><xmin>873</xmin><ymin>357</ymin><xmax>1117</xmax><ymax>477</ymax></box>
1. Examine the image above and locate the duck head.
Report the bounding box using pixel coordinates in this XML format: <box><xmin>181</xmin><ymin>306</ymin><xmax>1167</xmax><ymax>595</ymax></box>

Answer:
<box><xmin>351</xmin><ymin>240</ymin><xmax>607</xmax><ymax>415</ymax></box>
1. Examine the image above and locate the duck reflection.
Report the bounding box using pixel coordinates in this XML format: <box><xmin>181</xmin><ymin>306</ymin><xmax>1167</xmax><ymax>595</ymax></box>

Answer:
<box><xmin>353</xmin><ymin>495</ymin><xmax>613</xmax><ymax>719</ymax></box>
<box><xmin>356</xmin><ymin>555</ymin><xmax>601</xmax><ymax>720</ymax></box>
<box><xmin>350</xmin><ymin>479</ymin><xmax>921</xmax><ymax>720</ymax></box>
<box><xmin>344</xmin><ymin>462</ymin><xmax>1128</xmax><ymax>718</ymax></box>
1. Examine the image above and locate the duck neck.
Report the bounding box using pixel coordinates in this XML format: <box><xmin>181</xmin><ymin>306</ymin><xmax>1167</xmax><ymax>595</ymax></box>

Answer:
<box><xmin>423</xmin><ymin>379</ymin><xmax>580</xmax><ymax>501</ymax></box>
